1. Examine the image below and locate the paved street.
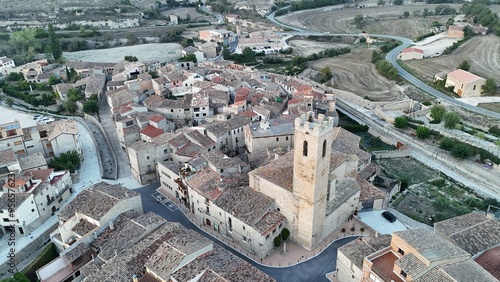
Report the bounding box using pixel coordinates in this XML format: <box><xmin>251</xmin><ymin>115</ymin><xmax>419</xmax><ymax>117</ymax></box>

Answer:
<box><xmin>99</xmin><ymin>96</ymin><xmax>132</xmax><ymax>179</ymax></box>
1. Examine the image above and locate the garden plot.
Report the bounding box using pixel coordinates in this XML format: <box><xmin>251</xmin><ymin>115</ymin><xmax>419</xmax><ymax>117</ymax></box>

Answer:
<box><xmin>288</xmin><ymin>39</ymin><xmax>350</xmax><ymax>57</ymax></box>
<box><xmin>378</xmin><ymin>157</ymin><xmax>492</xmax><ymax>225</ymax></box>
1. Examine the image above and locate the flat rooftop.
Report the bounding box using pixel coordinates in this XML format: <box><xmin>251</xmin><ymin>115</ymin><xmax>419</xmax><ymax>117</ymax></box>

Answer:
<box><xmin>0</xmin><ymin>106</ymin><xmax>38</xmax><ymax>128</ymax></box>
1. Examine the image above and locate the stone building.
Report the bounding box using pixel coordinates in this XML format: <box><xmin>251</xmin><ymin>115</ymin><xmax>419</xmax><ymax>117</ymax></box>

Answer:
<box><xmin>249</xmin><ymin>112</ymin><xmax>361</xmax><ymax>251</ymax></box>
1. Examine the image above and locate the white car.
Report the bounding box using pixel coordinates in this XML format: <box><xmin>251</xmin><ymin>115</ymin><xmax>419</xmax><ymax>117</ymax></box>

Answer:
<box><xmin>40</xmin><ymin>117</ymin><xmax>55</xmax><ymax>124</ymax></box>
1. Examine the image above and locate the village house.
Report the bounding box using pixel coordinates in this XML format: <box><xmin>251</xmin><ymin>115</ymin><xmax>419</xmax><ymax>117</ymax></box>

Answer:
<box><xmin>5</xmin><ymin>59</ymin><xmax>48</xmax><ymax>83</ymax></box>
<box><xmin>39</xmin><ymin>210</ymin><xmax>275</xmax><ymax>282</ymax></box>
<box><xmin>64</xmin><ymin>61</ymin><xmax>115</xmax><ymax>78</ymax></box>
<box><xmin>198</xmin><ymin>29</ymin><xmax>237</xmax><ymax>45</ymax></box>
<box><xmin>50</xmin><ymin>182</ymin><xmax>142</xmax><ymax>252</ymax></box>
<box><xmin>448</xmin><ymin>25</ymin><xmax>465</xmax><ymax>38</ymax></box>
<box><xmin>111</xmin><ymin>60</ymin><xmax>147</xmax><ymax>81</ymax></box>
<box><xmin>0</xmin><ymin>120</ymin><xmax>81</xmax><ymax>159</ymax></box>
<box><xmin>244</xmin><ymin>119</ymin><xmax>294</xmax><ymax>153</ymax></box>
<box><xmin>400</xmin><ymin>47</ymin><xmax>424</xmax><ymax>60</ymax></box>
<box><xmin>225</xmin><ymin>13</ymin><xmax>240</xmax><ymax>24</ymax></box>
<box><xmin>0</xmin><ymin>56</ymin><xmax>15</xmax><ymax>76</ymax></box>
<box><xmin>182</xmin><ymin>46</ymin><xmax>205</xmax><ymax>62</ymax></box>
<box><xmin>200</xmin><ymin>115</ymin><xmax>252</xmax><ymax>154</ymax></box>
<box><xmin>0</xmin><ymin>168</ymin><xmax>72</xmax><ymax>236</ymax></box>
<box><xmin>445</xmin><ymin>69</ymin><xmax>487</xmax><ymax>97</ymax></box>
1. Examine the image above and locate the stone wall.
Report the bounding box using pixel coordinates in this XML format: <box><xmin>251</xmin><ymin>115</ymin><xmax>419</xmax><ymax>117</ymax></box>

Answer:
<box><xmin>83</xmin><ymin>113</ymin><xmax>117</xmax><ymax>180</ymax></box>
<box><xmin>372</xmin><ymin>149</ymin><xmax>412</xmax><ymax>159</ymax></box>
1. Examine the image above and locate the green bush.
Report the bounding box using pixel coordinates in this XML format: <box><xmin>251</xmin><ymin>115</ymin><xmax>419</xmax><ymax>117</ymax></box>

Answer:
<box><xmin>422</xmin><ymin>101</ymin><xmax>432</xmax><ymax>106</ymax></box>
<box><xmin>416</xmin><ymin>125</ymin><xmax>431</xmax><ymax>139</ymax></box>
<box><xmin>281</xmin><ymin>228</ymin><xmax>290</xmax><ymax>241</ymax></box>
<box><xmin>450</xmin><ymin>143</ymin><xmax>472</xmax><ymax>159</ymax></box>
<box><xmin>274</xmin><ymin>236</ymin><xmax>282</xmax><ymax>247</ymax></box>
<box><xmin>439</xmin><ymin>137</ymin><xmax>455</xmax><ymax>151</ymax></box>
<box><xmin>49</xmin><ymin>150</ymin><xmax>81</xmax><ymax>172</ymax></box>
<box><xmin>394</xmin><ymin>116</ymin><xmax>408</xmax><ymax>128</ymax></box>
<box><xmin>22</xmin><ymin>243</ymin><xmax>57</xmax><ymax>282</ymax></box>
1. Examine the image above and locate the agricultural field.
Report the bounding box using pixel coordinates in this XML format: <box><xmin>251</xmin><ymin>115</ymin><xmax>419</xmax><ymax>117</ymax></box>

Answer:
<box><xmin>277</xmin><ymin>4</ymin><xmax>461</xmax><ymax>39</ymax></box>
<box><xmin>288</xmin><ymin>39</ymin><xmax>351</xmax><ymax>57</ymax></box>
<box><xmin>162</xmin><ymin>8</ymin><xmax>214</xmax><ymax>23</ymax></box>
<box><xmin>308</xmin><ymin>47</ymin><xmax>403</xmax><ymax>101</ymax></box>
<box><xmin>404</xmin><ymin>35</ymin><xmax>500</xmax><ymax>84</ymax></box>
<box><xmin>477</xmin><ymin>102</ymin><xmax>500</xmax><ymax>114</ymax></box>
<box><xmin>378</xmin><ymin>157</ymin><xmax>494</xmax><ymax>225</ymax></box>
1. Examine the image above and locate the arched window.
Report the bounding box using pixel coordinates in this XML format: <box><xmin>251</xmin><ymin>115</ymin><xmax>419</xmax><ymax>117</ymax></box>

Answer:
<box><xmin>303</xmin><ymin>141</ymin><xmax>308</xmax><ymax>156</ymax></box>
<box><xmin>322</xmin><ymin>140</ymin><xmax>327</xmax><ymax>158</ymax></box>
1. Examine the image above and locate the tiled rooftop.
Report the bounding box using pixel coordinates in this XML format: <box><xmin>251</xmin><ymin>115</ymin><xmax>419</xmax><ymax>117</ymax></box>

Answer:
<box><xmin>393</xmin><ymin>229</ymin><xmax>470</xmax><ymax>262</ymax></box>
<box><xmin>395</xmin><ymin>252</ymin><xmax>427</xmax><ymax>277</ymax></box>
<box><xmin>204</xmin><ymin>115</ymin><xmax>251</xmax><ymax>136</ymax></box>
<box><xmin>63</xmin><ymin>243</ymin><xmax>91</xmax><ymax>263</ymax></box>
<box><xmin>326</xmin><ymin>178</ymin><xmax>361</xmax><ymax>216</ymax></box>
<box><xmin>185</xmin><ymin>130</ymin><xmax>216</xmax><ymax>149</ymax></box>
<box><xmin>71</xmin><ymin>219</ymin><xmax>99</xmax><ymax>237</ymax></box>
<box><xmin>332</xmin><ymin>128</ymin><xmax>371</xmax><ymax>163</ymax></box>
<box><xmin>145</xmin><ymin>243</ymin><xmax>185</xmax><ymax>279</ymax></box>
<box><xmin>474</xmin><ymin>245</ymin><xmax>500</xmax><ymax>280</ymax></box>
<box><xmin>170</xmin><ymin>245</ymin><xmax>275</xmax><ymax>282</ymax></box>
<box><xmin>0</xmin><ymin>192</ymin><xmax>31</xmax><ymax>209</ymax></box>
<box><xmin>215</xmin><ymin>186</ymin><xmax>275</xmax><ymax>228</ymax></box>
<box><xmin>140</xmin><ymin>125</ymin><xmax>164</xmax><ymax>139</ymax></box>
<box><xmin>447</xmin><ymin>69</ymin><xmax>484</xmax><ymax>83</ymax></box>
<box><xmin>370</xmin><ymin>251</ymin><xmax>404</xmax><ymax>282</ymax></box>
<box><xmin>357</xmin><ymin>176</ymin><xmax>387</xmax><ymax>201</ymax></box>
<box><xmin>186</xmin><ymin>168</ymin><xmax>223</xmax><ymax>200</ymax></box>
<box><xmin>252</xmin><ymin>150</ymin><xmax>294</xmax><ymax>191</ymax></box>
<box><xmin>58</xmin><ymin>182</ymin><xmax>139</xmax><ymax>221</ymax></box>
<box><xmin>248</xmin><ymin>119</ymin><xmax>294</xmax><ymax>138</ymax></box>
<box><xmin>434</xmin><ymin>213</ymin><xmax>500</xmax><ymax>255</ymax></box>
<box><xmin>254</xmin><ymin>210</ymin><xmax>286</xmax><ymax>236</ymax></box>
<box><xmin>426</xmin><ymin>260</ymin><xmax>497</xmax><ymax>282</ymax></box>
<box><xmin>0</xmin><ymin>150</ymin><xmax>17</xmax><ymax>166</ymax></box>
<box><xmin>47</xmin><ymin>120</ymin><xmax>79</xmax><ymax>141</ymax></box>
<box><xmin>18</xmin><ymin>153</ymin><xmax>47</xmax><ymax>170</ymax></box>
<box><xmin>338</xmin><ymin>235</ymin><xmax>392</xmax><ymax>269</ymax></box>
<box><xmin>202</xmin><ymin>151</ymin><xmax>247</xmax><ymax>170</ymax></box>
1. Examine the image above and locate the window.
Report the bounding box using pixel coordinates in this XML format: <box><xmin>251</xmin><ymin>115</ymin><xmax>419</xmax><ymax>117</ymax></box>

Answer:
<box><xmin>243</xmin><ymin>226</ymin><xmax>245</xmax><ymax>230</ymax></box>
<box><xmin>322</xmin><ymin>140</ymin><xmax>327</xmax><ymax>158</ymax></box>
<box><xmin>276</xmin><ymin>137</ymin><xmax>279</xmax><ymax>142</ymax></box>
<box><xmin>228</xmin><ymin>217</ymin><xmax>232</xmax><ymax>231</ymax></box>
<box><xmin>125</xmin><ymin>121</ymin><xmax>133</xmax><ymax>126</ymax></box>
<box><xmin>266</xmin><ymin>234</ymin><xmax>270</xmax><ymax>239</ymax></box>
<box><xmin>206</xmin><ymin>206</ymin><xmax>210</xmax><ymax>214</ymax></box>
<box><xmin>303</xmin><ymin>141</ymin><xmax>308</xmax><ymax>156</ymax></box>
<box><xmin>286</xmin><ymin>136</ymin><xmax>289</xmax><ymax>141</ymax></box>
<box><xmin>146</xmin><ymin>156</ymin><xmax>150</xmax><ymax>160</ymax></box>
<box><xmin>14</xmin><ymin>141</ymin><xmax>22</xmax><ymax>146</ymax></box>
<box><xmin>400</xmin><ymin>270</ymin><xmax>407</xmax><ymax>278</ymax></box>
<box><xmin>243</xmin><ymin>236</ymin><xmax>247</xmax><ymax>242</ymax></box>
<box><xmin>398</xmin><ymin>248</ymin><xmax>405</xmax><ymax>255</ymax></box>
<box><xmin>473</xmin><ymin>85</ymin><xmax>476</xmax><ymax>90</ymax></box>
<box><xmin>31</xmin><ymin>209</ymin><xmax>35</xmax><ymax>212</ymax></box>
<box><xmin>272</xmin><ymin>228</ymin><xmax>276</xmax><ymax>234</ymax></box>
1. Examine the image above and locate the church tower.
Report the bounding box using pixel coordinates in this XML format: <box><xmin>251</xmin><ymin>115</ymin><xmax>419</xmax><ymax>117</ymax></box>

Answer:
<box><xmin>292</xmin><ymin>112</ymin><xmax>334</xmax><ymax>250</ymax></box>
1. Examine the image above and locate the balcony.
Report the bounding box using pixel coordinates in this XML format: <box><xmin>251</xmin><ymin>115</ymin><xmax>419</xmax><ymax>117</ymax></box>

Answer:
<box><xmin>55</xmin><ymin>185</ymin><xmax>71</xmax><ymax>198</ymax></box>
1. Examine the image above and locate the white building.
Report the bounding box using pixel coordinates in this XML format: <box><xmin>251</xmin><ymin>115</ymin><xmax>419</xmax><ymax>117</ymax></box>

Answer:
<box><xmin>0</xmin><ymin>56</ymin><xmax>15</xmax><ymax>76</ymax></box>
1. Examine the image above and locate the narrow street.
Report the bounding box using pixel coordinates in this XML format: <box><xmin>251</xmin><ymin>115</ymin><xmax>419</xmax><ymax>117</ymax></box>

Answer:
<box><xmin>99</xmin><ymin>96</ymin><xmax>132</xmax><ymax>179</ymax></box>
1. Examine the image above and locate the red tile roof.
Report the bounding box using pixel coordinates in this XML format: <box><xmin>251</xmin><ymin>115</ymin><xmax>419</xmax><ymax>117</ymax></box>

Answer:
<box><xmin>449</xmin><ymin>25</ymin><xmax>464</xmax><ymax>31</ymax></box>
<box><xmin>475</xmin><ymin>246</ymin><xmax>500</xmax><ymax>280</ymax></box>
<box><xmin>149</xmin><ymin>115</ymin><xmax>164</xmax><ymax>123</ymax></box>
<box><xmin>447</xmin><ymin>69</ymin><xmax>484</xmax><ymax>84</ymax></box>
<box><xmin>239</xmin><ymin>110</ymin><xmax>257</xmax><ymax>118</ymax></box>
<box><xmin>140</xmin><ymin>125</ymin><xmax>164</xmax><ymax>138</ymax></box>
<box><xmin>402</xmin><ymin>47</ymin><xmax>424</xmax><ymax>54</ymax></box>
<box><xmin>24</xmin><ymin>169</ymin><xmax>54</xmax><ymax>182</ymax></box>
<box><xmin>212</xmin><ymin>76</ymin><xmax>224</xmax><ymax>83</ymax></box>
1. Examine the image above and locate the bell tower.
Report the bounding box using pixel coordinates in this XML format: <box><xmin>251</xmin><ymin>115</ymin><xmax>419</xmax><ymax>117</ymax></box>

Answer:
<box><xmin>292</xmin><ymin>112</ymin><xmax>334</xmax><ymax>250</ymax></box>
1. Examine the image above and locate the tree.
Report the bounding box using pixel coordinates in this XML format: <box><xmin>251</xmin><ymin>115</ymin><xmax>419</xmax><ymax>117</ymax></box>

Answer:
<box><xmin>393</xmin><ymin>0</ymin><xmax>403</xmax><ymax>5</ymax></box>
<box><xmin>450</xmin><ymin>143</ymin><xmax>472</xmax><ymax>159</ymax></box>
<box><xmin>423</xmin><ymin>8</ymin><xmax>430</xmax><ymax>17</ymax></box>
<box><xmin>377</xmin><ymin>0</ymin><xmax>385</xmax><ymax>6</ymax></box>
<box><xmin>6</xmin><ymin>72</ymin><xmax>24</xmax><ymax>81</ymax></box>
<box><xmin>126</xmin><ymin>32</ymin><xmax>138</xmax><ymax>45</ymax></box>
<box><xmin>413</xmin><ymin>10</ymin><xmax>421</xmax><ymax>17</ymax></box>
<box><xmin>482</xmin><ymin>78</ymin><xmax>497</xmax><ymax>96</ymax></box>
<box><xmin>353</xmin><ymin>15</ymin><xmax>365</xmax><ymax>29</ymax></box>
<box><xmin>458</xmin><ymin>60</ymin><xmax>470</xmax><ymax>71</ymax></box>
<box><xmin>48</xmin><ymin>75</ymin><xmax>61</xmax><ymax>85</ymax></box>
<box><xmin>443</xmin><ymin>111</ymin><xmax>460</xmax><ymax>129</ymax></box>
<box><xmin>49</xmin><ymin>150</ymin><xmax>81</xmax><ymax>172</ymax></box>
<box><xmin>394</xmin><ymin>116</ymin><xmax>408</xmax><ymax>128</ymax></box>
<box><xmin>181</xmin><ymin>53</ymin><xmax>197</xmax><ymax>63</ymax></box>
<box><xmin>430</xmin><ymin>105</ymin><xmax>446</xmax><ymax>122</ymax></box>
<box><xmin>63</xmin><ymin>100</ymin><xmax>77</xmax><ymax>113</ymax></box>
<box><xmin>403</xmin><ymin>11</ymin><xmax>410</xmax><ymax>18</ymax></box>
<box><xmin>67</xmin><ymin>88</ymin><xmax>81</xmax><ymax>101</ymax></box>
<box><xmin>66</xmin><ymin>67</ymin><xmax>79</xmax><ymax>83</ymax></box>
<box><xmin>48</xmin><ymin>23</ymin><xmax>62</xmax><ymax>61</ymax></box>
<box><xmin>124</xmin><ymin>55</ymin><xmax>138</xmax><ymax>62</ymax></box>
<box><xmin>439</xmin><ymin>137</ymin><xmax>455</xmax><ymax>151</ymax></box>
<box><xmin>83</xmin><ymin>95</ymin><xmax>99</xmax><ymax>114</ymax></box>
<box><xmin>416</xmin><ymin>125</ymin><xmax>431</xmax><ymax>139</ymax></box>
<box><xmin>319</xmin><ymin>67</ymin><xmax>332</xmax><ymax>83</ymax></box>
<box><xmin>8</xmin><ymin>28</ymin><xmax>41</xmax><ymax>63</ymax></box>
<box><xmin>281</xmin><ymin>228</ymin><xmax>290</xmax><ymax>241</ymax></box>
<box><xmin>222</xmin><ymin>47</ymin><xmax>231</xmax><ymax>60</ymax></box>
<box><xmin>241</xmin><ymin>47</ymin><xmax>256</xmax><ymax>63</ymax></box>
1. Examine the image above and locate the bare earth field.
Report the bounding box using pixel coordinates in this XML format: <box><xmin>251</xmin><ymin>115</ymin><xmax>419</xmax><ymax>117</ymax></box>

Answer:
<box><xmin>477</xmin><ymin>103</ymin><xmax>500</xmax><ymax>114</ymax></box>
<box><xmin>288</xmin><ymin>39</ymin><xmax>350</xmax><ymax>57</ymax></box>
<box><xmin>63</xmin><ymin>43</ymin><xmax>183</xmax><ymax>63</ymax></box>
<box><xmin>404</xmin><ymin>36</ymin><xmax>500</xmax><ymax>84</ymax></box>
<box><xmin>309</xmin><ymin>47</ymin><xmax>401</xmax><ymax>101</ymax></box>
<box><xmin>162</xmin><ymin>8</ymin><xmax>214</xmax><ymax>22</ymax></box>
<box><xmin>277</xmin><ymin>4</ymin><xmax>461</xmax><ymax>39</ymax></box>
<box><xmin>0</xmin><ymin>0</ymin><xmax>121</xmax><ymax>12</ymax></box>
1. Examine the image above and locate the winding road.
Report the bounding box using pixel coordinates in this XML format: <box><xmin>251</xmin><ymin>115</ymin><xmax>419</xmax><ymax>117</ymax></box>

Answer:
<box><xmin>267</xmin><ymin>8</ymin><xmax>500</xmax><ymax>120</ymax></box>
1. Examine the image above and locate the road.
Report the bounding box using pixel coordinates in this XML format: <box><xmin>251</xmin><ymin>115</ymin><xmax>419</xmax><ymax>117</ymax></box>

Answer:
<box><xmin>267</xmin><ymin>8</ymin><xmax>500</xmax><ymax>120</ymax></box>
<box><xmin>200</xmin><ymin>5</ymin><xmax>224</xmax><ymax>25</ymax></box>
<box><xmin>137</xmin><ymin>183</ymin><xmax>356</xmax><ymax>282</ymax></box>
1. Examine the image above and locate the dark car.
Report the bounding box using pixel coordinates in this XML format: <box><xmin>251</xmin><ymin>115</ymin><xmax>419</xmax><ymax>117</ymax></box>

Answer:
<box><xmin>382</xmin><ymin>211</ymin><xmax>397</xmax><ymax>223</ymax></box>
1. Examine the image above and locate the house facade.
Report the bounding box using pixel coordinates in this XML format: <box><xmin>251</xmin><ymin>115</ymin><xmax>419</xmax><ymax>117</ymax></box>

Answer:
<box><xmin>445</xmin><ymin>69</ymin><xmax>487</xmax><ymax>97</ymax></box>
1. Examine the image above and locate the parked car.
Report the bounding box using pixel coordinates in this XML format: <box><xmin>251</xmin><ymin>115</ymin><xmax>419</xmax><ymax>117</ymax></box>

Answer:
<box><xmin>382</xmin><ymin>211</ymin><xmax>397</xmax><ymax>223</ymax></box>
<box><xmin>33</xmin><ymin>115</ymin><xmax>43</xmax><ymax>120</ymax></box>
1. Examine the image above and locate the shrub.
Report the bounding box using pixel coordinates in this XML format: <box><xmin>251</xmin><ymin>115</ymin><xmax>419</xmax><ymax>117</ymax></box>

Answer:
<box><xmin>450</xmin><ymin>143</ymin><xmax>472</xmax><ymax>159</ymax></box>
<box><xmin>350</xmin><ymin>227</ymin><xmax>355</xmax><ymax>232</ymax></box>
<box><xmin>274</xmin><ymin>236</ymin><xmax>282</xmax><ymax>247</ymax></box>
<box><xmin>49</xmin><ymin>150</ymin><xmax>81</xmax><ymax>172</ymax></box>
<box><xmin>416</xmin><ymin>125</ymin><xmax>431</xmax><ymax>139</ymax></box>
<box><xmin>422</xmin><ymin>101</ymin><xmax>432</xmax><ymax>106</ymax></box>
<box><xmin>360</xmin><ymin>227</ymin><xmax>365</xmax><ymax>232</ymax></box>
<box><xmin>430</xmin><ymin>105</ymin><xmax>446</xmax><ymax>122</ymax></box>
<box><xmin>394</xmin><ymin>117</ymin><xmax>408</xmax><ymax>128</ymax></box>
<box><xmin>281</xmin><ymin>228</ymin><xmax>290</xmax><ymax>241</ymax></box>
<box><xmin>439</xmin><ymin>137</ymin><xmax>455</xmax><ymax>151</ymax></box>
<box><xmin>443</xmin><ymin>111</ymin><xmax>460</xmax><ymax>129</ymax></box>
<box><xmin>341</xmin><ymin>228</ymin><xmax>346</xmax><ymax>233</ymax></box>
